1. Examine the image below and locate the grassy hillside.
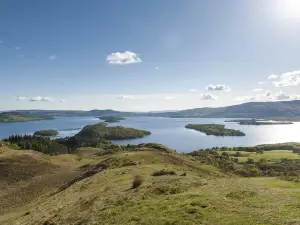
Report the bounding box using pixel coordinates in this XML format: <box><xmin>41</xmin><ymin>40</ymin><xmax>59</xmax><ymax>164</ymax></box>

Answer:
<box><xmin>1</xmin><ymin>142</ymin><xmax>300</xmax><ymax>224</ymax></box>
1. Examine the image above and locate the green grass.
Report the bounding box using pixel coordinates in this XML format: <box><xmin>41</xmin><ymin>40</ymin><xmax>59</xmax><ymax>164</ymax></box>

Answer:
<box><xmin>219</xmin><ymin>150</ymin><xmax>300</xmax><ymax>163</ymax></box>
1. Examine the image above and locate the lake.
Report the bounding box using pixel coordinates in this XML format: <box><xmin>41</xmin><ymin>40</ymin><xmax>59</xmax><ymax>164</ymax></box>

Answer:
<box><xmin>1</xmin><ymin>116</ymin><xmax>300</xmax><ymax>152</ymax></box>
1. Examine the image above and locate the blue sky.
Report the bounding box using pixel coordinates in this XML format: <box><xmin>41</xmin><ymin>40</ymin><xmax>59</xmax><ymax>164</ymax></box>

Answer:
<box><xmin>1</xmin><ymin>0</ymin><xmax>300</xmax><ymax>111</ymax></box>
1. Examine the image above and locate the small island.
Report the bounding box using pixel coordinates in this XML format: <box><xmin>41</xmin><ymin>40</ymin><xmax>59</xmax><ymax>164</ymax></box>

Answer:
<box><xmin>34</xmin><ymin>130</ymin><xmax>59</xmax><ymax>137</ymax></box>
<box><xmin>96</xmin><ymin>116</ymin><xmax>125</xmax><ymax>123</ymax></box>
<box><xmin>76</xmin><ymin>122</ymin><xmax>151</xmax><ymax>140</ymax></box>
<box><xmin>0</xmin><ymin>113</ymin><xmax>54</xmax><ymax>123</ymax></box>
<box><xmin>185</xmin><ymin>124</ymin><xmax>245</xmax><ymax>136</ymax></box>
<box><xmin>225</xmin><ymin>119</ymin><xmax>293</xmax><ymax>125</ymax></box>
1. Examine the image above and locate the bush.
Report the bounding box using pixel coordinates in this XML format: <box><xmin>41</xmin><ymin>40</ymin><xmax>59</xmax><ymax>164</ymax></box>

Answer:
<box><xmin>235</xmin><ymin>152</ymin><xmax>242</xmax><ymax>157</ymax></box>
<box><xmin>132</xmin><ymin>175</ymin><xmax>143</xmax><ymax>189</ymax></box>
<box><xmin>221</xmin><ymin>152</ymin><xmax>229</xmax><ymax>157</ymax></box>
<box><xmin>247</xmin><ymin>158</ymin><xmax>255</xmax><ymax>164</ymax></box>
<box><xmin>152</xmin><ymin>170</ymin><xmax>177</xmax><ymax>176</ymax></box>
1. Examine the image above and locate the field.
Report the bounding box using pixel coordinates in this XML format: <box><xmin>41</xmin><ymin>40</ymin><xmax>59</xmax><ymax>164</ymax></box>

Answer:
<box><xmin>219</xmin><ymin>150</ymin><xmax>300</xmax><ymax>163</ymax></box>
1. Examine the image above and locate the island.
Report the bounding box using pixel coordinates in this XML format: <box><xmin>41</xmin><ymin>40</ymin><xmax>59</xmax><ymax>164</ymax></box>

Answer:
<box><xmin>34</xmin><ymin>130</ymin><xmax>59</xmax><ymax>137</ymax></box>
<box><xmin>225</xmin><ymin>119</ymin><xmax>293</xmax><ymax>125</ymax></box>
<box><xmin>185</xmin><ymin>124</ymin><xmax>245</xmax><ymax>136</ymax></box>
<box><xmin>96</xmin><ymin>116</ymin><xmax>125</xmax><ymax>123</ymax></box>
<box><xmin>76</xmin><ymin>122</ymin><xmax>150</xmax><ymax>140</ymax></box>
<box><xmin>0</xmin><ymin>112</ymin><xmax>54</xmax><ymax>123</ymax></box>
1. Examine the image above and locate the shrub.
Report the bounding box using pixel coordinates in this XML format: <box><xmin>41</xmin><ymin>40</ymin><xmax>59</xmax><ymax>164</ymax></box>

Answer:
<box><xmin>132</xmin><ymin>175</ymin><xmax>143</xmax><ymax>189</ymax></box>
<box><xmin>235</xmin><ymin>152</ymin><xmax>242</xmax><ymax>157</ymax></box>
<box><xmin>152</xmin><ymin>170</ymin><xmax>177</xmax><ymax>176</ymax></box>
<box><xmin>247</xmin><ymin>158</ymin><xmax>255</xmax><ymax>164</ymax></box>
<box><xmin>221</xmin><ymin>152</ymin><xmax>229</xmax><ymax>157</ymax></box>
<box><xmin>180</xmin><ymin>172</ymin><xmax>187</xmax><ymax>176</ymax></box>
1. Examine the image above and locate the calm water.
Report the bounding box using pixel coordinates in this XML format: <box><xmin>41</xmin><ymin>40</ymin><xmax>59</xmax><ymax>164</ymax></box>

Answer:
<box><xmin>1</xmin><ymin>116</ymin><xmax>300</xmax><ymax>153</ymax></box>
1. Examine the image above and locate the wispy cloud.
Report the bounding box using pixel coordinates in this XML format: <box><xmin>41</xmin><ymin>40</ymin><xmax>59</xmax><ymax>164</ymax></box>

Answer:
<box><xmin>164</xmin><ymin>96</ymin><xmax>176</xmax><ymax>100</ymax></box>
<box><xmin>253</xmin><ymin>88</ymin><xmax>264</xmax><ymax>92</ymax></box>
<box><xmin>60</xmin><ymin>99</ymin><xmax>66</xmax><ymax>102</ymax></box>
<box><xmin>258</xmin><ymin>81</ymin><xmax>265</xmax><ymax>85</ymax></box>
<box><xmin>272</xmin><ymin>70</ymin><xmax>300</xmax><ymax>87</ymax></box>
<box><xmin>29</xmin><ymin>96</ymin><xmax>53</xmax><ymax>102</ymax></box>
<box><xmin>14</xmin><ymin>46</ymin><xmax>20</xmax><ymax>50</ymax></box>
<box><xmin>236</xmin><ymin>95</ymin><xmax>260</xmax><ymax>101</ymax></box>
<box><xmin>206</xmin><ymin>84</ymin><xmax>231</xmax><ymax>92</ymax></box>
<box><xmin>18</xmin><ymin>54</ymin><xmax>25</xmax><ymax>58</ymax></box>
<box><xmin>17</xmin><ymin>96</ymin><xmax>27</xmax><ymax>101</ymax></box>
<box><xmin>155</xmin><ymin>67</ymin><xmax>159</xmax><ymax>70</ymax></box>
<box><xmin>189</xmin><ymin>88</ymin><xmax>198</xmax><ymax>92</ymax></box>
<box><xmin>16</xmin><ymin>96</ymin><xmax>53</xmax><ymax>102</ymax></box>
<box><xmin>106</xmin><ymin>51</ymin><xmax>141</xmax><ymax>65</ymax></box>
<box><xmin>48</xmin><ymin>55</ymin><xmax>57</xmax><ymax>60</ymax></box>
<box><xmin>116</xmin><ymin>95</ymin><xmax>139</xmax><ymax>100</ymax></box>
<box><xmin>200</xmin><ymin>93</ymin><xmax>217</xmax><ymax>100</ymax></box>
<box><xmin>268</xmin><ymin>74</ymin><xmax>278</xmax><ymax>80</ymax></box>
<box><xmin>0</xmin><ymin>40</ymin><xmax>3</xmax><ymax>44</ymax></box>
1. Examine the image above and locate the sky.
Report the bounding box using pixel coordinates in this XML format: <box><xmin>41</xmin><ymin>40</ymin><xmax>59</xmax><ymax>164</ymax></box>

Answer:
<box><xmin>1</xmin><ymin>0</ymin><xmax>300</xmax><ymax>111</ymax></box>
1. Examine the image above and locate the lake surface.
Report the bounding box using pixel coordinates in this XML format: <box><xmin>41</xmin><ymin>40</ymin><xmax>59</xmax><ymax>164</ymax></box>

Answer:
<box><xmin>1</xmin><ymin>116</ymin><xmax>300</xmax><ymax>153</ymax></box>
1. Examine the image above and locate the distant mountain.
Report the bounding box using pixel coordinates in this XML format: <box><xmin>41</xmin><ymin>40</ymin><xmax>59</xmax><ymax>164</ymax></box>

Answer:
<box><xmin>155</xmin><ymin>100</ymin><xmax>300</xmax><ymax>119</ymax></box>
<box><xmin>3</xmin><ymin>100</ymin><xmax>300</xmax><ymax>120</ymax></box>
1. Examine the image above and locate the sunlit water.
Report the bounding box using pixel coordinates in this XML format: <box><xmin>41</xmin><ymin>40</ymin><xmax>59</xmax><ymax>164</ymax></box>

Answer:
<box><xmin>1</xmin><ymin>116</ymin><xmax>300</xmax><ymax>153</ymax></box>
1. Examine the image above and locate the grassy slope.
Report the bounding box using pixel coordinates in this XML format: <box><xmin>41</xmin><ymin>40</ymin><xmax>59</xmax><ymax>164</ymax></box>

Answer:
<box><xmin>1</xmin><ymin>144</ymin><xmax>300</xmax><ymax>224</ymax></box>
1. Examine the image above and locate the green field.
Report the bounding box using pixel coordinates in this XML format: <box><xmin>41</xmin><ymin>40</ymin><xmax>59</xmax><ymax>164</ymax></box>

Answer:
<box><xmin>219</xmin><ymin>150</ymin><xmax>300</xmax><ymax>163</ymax></box>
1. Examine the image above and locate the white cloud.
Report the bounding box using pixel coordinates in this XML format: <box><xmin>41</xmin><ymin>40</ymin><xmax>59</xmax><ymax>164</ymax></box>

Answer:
<box><xmin>29</xmin><ymin>96</ymin><xmax>53</xmax><ymax>102</ymax></box>
<box><xmin>268</xmin><ymin>74</ymin><xmax>278</xmax><ymax>80</ymax></box>
<box><xmin>274</xmin><ymin>91</ymin><xmax>300</xmax><ymax>100</ymax></box>
<box><xmin>17</xmin><ymin>96</ymin><xmax>27</xmax><ymax>101</ymax></box>
<box><xmin>258</xmin><ymin>81</ymin><xmax>265</xmax><ymax>85</ymax></box>
<box><xmin>189</xmin><ymin>88</ymin><xmax>198</xmax><ymax>92</ymax></box>
<box><xmin>164</xmin><ymin>96</ymin><xmax>176</xmax><ymax>100</ymax></box>
<box><xmin>206</xmin><ymin>84</ymin><xmax>231</xmax><ymax>92</ymax></box>
<box><xmin>155</xmin><ymin>67</ymin><xmax>159</xmax><ymax>70</ymax></box>
<box><xmin>14</xmin><ymin>46</ymin><xmax>20</xmax><ymax>50</ymax></box>
<box><xmin>48</xmin><ymin>55</ymin><xmax>57</xmax><ymax>60</ymax></box>
<box><xmin>106</xmin><ymin>51</ymin><xmax>141</xmax><ymax>65</ymax></box>
<box><xmin>200</xmin><ymin>93</ymin><xmax>217</xmax><ymax>100</ymax></box>
<box><xmin>272</xmin><ymin>70</ymin><xmax>300</xmax><ymax>87</ymax></box>
<box><xmin>253</xmin><ymin>88</ymin><xmax>264</xmax><ymax>92</ymax></box>
<box><xmin>236</xmin><ymin>95</ymin><xmax>260</xmax><ymax>101</ymax></box>
<box><xmin>60</xmin><ymin>100</ymin><xmax>66</xmax><ymax>102</ymax></box>
<box><xmin>116</xmin><ymin>95</ymin><xmax>138</xmax><ymax>100</ymax></box>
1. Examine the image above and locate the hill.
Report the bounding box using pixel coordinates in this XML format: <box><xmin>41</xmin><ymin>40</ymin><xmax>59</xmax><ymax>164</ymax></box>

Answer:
<box><xmin>1</xmin><ymin>141</ymin><xmax>300</xmax><ymax>224</ymax></box>
<box><xmin>155</xmin><ymin>100</ymin><xmax>300</xmax><ymax>119</ymax></box>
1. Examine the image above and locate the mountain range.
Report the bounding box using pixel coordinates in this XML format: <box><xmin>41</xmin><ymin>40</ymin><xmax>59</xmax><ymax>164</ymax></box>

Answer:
<box><xmin>3</xmin><ymin>100</ymin><xmax>300</xmax><ymax>120</ymax></box>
